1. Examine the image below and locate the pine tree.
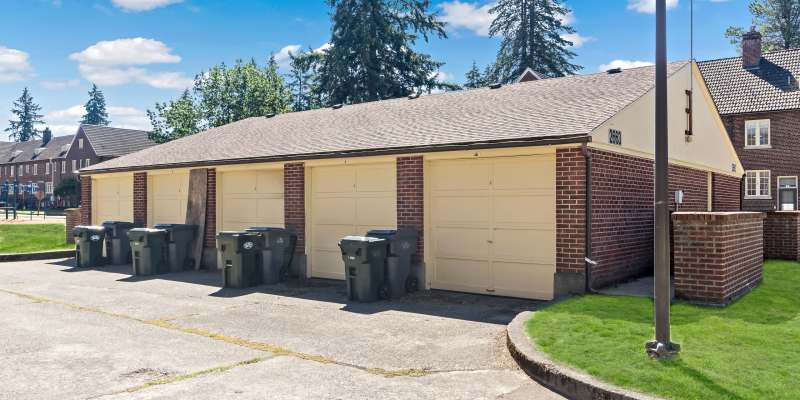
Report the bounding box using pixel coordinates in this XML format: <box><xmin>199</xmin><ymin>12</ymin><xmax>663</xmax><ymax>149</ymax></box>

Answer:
<box><xmin>288</xmin><ymin>49</ymin><xmax>325</xmax><ymax>111</ymax></box>
<box><xmin>5</xmin><ymin>88</ymin><xmax>44</xmax><ymax>142</ymax></box>
<box><xmin>81</xmin><ymin>84</ymin><xmax>111</xmax><ymax>126</ymax></box>
<box><xmin>482</xmin><ymin>63</ymin><xmax>499</xmax><ymax>85</ymax></box>
<box><xmin>726</xmin><ymin>0</ymin><xmax>800</xmax><ymax>51</ymax></box>
<box><xmin>464</xmin><ymin>61</ymin><xmax>484</xmax><ymax>89</ymax></box>
<box><xmin>488</xmin><ymin>0</ymin><xmax>581</xmax><ymax>83</ymax></box>
<box><xmin>319</xmin><ymin>0</ymin><xmax>448</xmax><ymax>105</ymax></box>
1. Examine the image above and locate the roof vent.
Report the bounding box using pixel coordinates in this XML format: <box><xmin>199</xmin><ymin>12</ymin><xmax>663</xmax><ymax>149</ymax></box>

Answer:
<box><xmin>488</xmin><ymin>83</ymin><xmax>502</xmax><ymax>89</ymax></box>
<box><xmin>33</xmin><ymin>148</ymin><xmax>44</xmax><ymax>156</ymax></box>
<box><xmin>408</xmin><ymin>92</ymin><xmax>421</xmax><ymax>100</ymax></box>
<box><xmin>332</xmin><ymin>103</ymin><xmax>343</xmax><ymax>109</ymax></box>
<box><xmin>265</xmin><ymin>113</ymin><xmax>276</xmax><ymax>118</ymax></box>
<box><xmin>606</xmin><ymin>67</ymin><xmax>623</xmax><ymax>74</ymax></box>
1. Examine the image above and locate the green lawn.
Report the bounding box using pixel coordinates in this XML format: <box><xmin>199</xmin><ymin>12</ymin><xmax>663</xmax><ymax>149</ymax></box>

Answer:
<box><xmin>527</xmin><ymin>260</ymin><xmax>800</xmax><ymax>400</ymax></box>
<box><xmin>0</xmin><ymin>224</ymin><xmax>73</xmax><ymax>254</ymax></box>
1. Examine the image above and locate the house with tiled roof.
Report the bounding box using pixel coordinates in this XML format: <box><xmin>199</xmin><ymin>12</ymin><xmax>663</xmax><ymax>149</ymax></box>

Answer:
<box><xmin>698</xmin><ymin>30</ymin><xmax>800</xmax><ymax>211</ymax></box>
<box><xmin>82</xmin><ymin>61</ymin><xmax>743</xmax><ymax>299</ymax></box>
<box><xmin>0</xmin><ymin>124</ymin><xmax>154</xmax><ymax>208</ymax></box>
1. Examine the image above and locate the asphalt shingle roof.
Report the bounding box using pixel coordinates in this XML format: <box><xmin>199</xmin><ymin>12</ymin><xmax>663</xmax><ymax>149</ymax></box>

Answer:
<box><xmin>0</xmin><ymin>135</ymin><xmax>74</xmax><ymax>163</ymax></box>
<box><xmin>698</xmin><ymin>49</ymin><xmax>800</xmax><ymax>115</ymax></box>
<box><xmin>80</xmin><ymin>124</ymin><xmax>155</xmax><ymax>157</ymax></box>
<box><xmin>85</xmin><ymin>62</ymin><xmax>688</xmax><ymax>173</ymax></box>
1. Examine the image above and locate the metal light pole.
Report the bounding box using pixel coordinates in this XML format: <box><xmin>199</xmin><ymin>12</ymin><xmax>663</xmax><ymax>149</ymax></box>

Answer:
<box><xmin>646</xmin><ymin>0</ymin><xmax>680</xmax><ymax>359</ymax></box>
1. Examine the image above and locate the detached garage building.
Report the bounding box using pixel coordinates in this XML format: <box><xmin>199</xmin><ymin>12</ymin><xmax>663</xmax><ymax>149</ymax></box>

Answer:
<box><xmin>81</xmin><ymin>61</ymin><xmax>743</xmax><ymax>300</ymax></box>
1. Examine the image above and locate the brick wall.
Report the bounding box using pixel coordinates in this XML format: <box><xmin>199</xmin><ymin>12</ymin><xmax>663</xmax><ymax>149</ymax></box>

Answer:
<box><xmin>284</xmin><ymin>162</ymin><xmax>305</xmax><ymax>254</ymax></box>
<box><xmin>721</xmin><ymin>110</ymin><xmax>800</xmax><ymax>211</ymax></box>
<box><xmin>672</xmin><ymin>212</ymin><xmax>764</xmax><ymax>306</ymax></box>
<box><xmin>555</xmin><ymin>148</ymin><xmax>586</xmax><ymax>279</ymax></box>
<box><xmin>205</xmin><ymin>169</ymin><xmax>217</xmax><ymax>249</ymax></box>
<box><xmin>65</xmin><ymin>208</ymin><xmax>80</xmax><ymax>243</ymax></box>
<box><xmin>669</xmin><ymin>165</ymin><xmax>709</xmax><ymax>211</ymax></box>
<box><xmin>712</xmin><ymin>173</ymin><xmax>741</xmax><ymax>211</ymax></box>
<box><xmin>133</xmin><ymin>172</ymin><xmax>147</xmax><ymax>226</ymax></box>
<box><xmin>396</xmin><ymin>156</ymin><xmax>424</xmax><ymax>260</ymax></box>
<box><xmin>763</xmin><ymin>212</ymin><xmax>800</xmax><ymax>260</ymax></box>
<box><xmin>80</xmin><ymin>176</ymin><xmax>91</xmax><ymax>225</ymax></box>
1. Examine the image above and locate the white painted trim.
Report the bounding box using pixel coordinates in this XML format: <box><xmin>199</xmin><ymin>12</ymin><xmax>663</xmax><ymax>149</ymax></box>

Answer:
<box><xmin>744</xmin><ymin>119</ymin><xmax>771</xmax><ymax>149</ymax></box>
<box><xmin>744</xmin><ymin>170</ymin><xmax>771</xmax><ymax>199</ymax></box>
<box><xmin>777</xmin><ymin>176</ymin><xmax>798</xmax><ymax>211</ymax></box>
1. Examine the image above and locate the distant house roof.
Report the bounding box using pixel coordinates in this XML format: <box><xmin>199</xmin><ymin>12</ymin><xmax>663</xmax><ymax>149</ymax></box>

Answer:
<box><xmin>84</xmin><ymin>62</ymin><xmax>688</xmax><ymax>174</ymax></box>
<box><xmin>698</xmin><ymin>49</ymin><xmax>800</xmax><ymax>115</ymax></box>
<box><xmin>0</xmin><ymin>135</ymin><xmax>74</xmax><ymax>163</ymax></box>
<box><xmin>79</xmin><ymin>124</ymin><xmax>155</xmax><ymax>158</ymax></box>
<box><xmin>517</xmin><ymin>67</ymin><xmax>546</xmax><ymax>83</ymax></box>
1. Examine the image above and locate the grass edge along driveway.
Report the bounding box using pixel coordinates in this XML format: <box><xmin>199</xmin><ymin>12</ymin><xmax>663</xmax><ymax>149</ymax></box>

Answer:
<box><xmin>527</xmin><ymin>260</ymin><xmax>800</xmax><ymax>400</ymax></box>
<box><xmin>0</xmin><ymin>224</ymin><xmax>73</xmax><ymax>254</ymax></box>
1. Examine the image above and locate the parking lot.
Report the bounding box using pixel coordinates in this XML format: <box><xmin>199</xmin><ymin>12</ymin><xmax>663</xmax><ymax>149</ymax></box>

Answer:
<box><xmin>0</xmin><ymin>259</ymin><xmax>562</xmax><ymax>399</ymax></box>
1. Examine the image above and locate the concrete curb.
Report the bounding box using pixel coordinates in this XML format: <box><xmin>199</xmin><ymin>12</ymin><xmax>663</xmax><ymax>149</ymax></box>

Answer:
<box><xmin>506</xmin><ymin>311</ymin><xmax>662</xmax><ymax>400</ymax></box>
<box><xmin>0</xmin><ymin>250</ymin><xmax>74</xmax><ymax>262</ymax></box>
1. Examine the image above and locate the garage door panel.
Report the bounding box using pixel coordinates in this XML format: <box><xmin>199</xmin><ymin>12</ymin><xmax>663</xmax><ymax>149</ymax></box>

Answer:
<box><xmin>313</xmin><ymin>197</ymin><xmax>356</xmax><ymax>224</ymax></box>
<box><xmin>256</xmin><ymin>198</ymin><xmax>284</xmax><ymax>224</ymax></box>
<box><xmin>430</xmin><ymin>160</ymin><xmax>490</xmax><ymax>191</ymax></box>
<box><xmin>493</xmin><ymin>195</ymin><xmax>555</xmax><ymax>226</ymax></box>
<box><xmin>223</xmin><ymin>171</ymin><xmax>257</xmax><ymax>193</ymax></box>
<box><xmin>311</xmin><ymin>250</ymin><xmax>345</xmax><ymax>280</ymax></box>
<box><xmin>434</xmin><ymin>227</ymin><xmax>489</xmax><ymax>260</ymax></box>
<box><xmin>432</xmin><ymin>196</ymin><xmax>491</xmax><ymax>225</ymax></box>
<box><xmin>355</xmin><ymin>197</ymin><xmax>395</xmax><ymax>226</ymax></box>
<box><xmin>220</xmin><ymin>170</ymin><xmax>284</xmax><ymax>232</ymax></box>
<box><xmin>492</xmin><ymin>261</ymin><xmax>554</xmax><ymax>299</ymax></box>
<box><xmin>356</xmin><ymin>165</ymin><xmax>395</xmax><ymax>192</ymax></box>
<box><xmin>492</xmin><ymin>156</ymin><xmax>555</xmax><ymax>190</ymax></box>
<box><xmin>93</xmin><ymin>177</ymin><xmax>133</xmax><ymax>224</ymax></box>
<box><xmin>256</xmin><ymin>171</ymin><xmax>284</xmax><ymax>194</ymax></box>
<box><xmin>433</xmin><ymin>258</ymin><xmax>489</xmax><ymax>292</ymax></box>
<box><xmin>313</xmin><ymin>167</ymin><xmax>355</xmax><ymax>193</ymax></box>
<box><xmin>153</xmin><ymin>199</ymin><xmax>183</xmax><ymax>224</ymax></box>
<box><xmin>492</xmin><ymin>228</ymin><xmax>555</xmax><ymax>264</ymax></box>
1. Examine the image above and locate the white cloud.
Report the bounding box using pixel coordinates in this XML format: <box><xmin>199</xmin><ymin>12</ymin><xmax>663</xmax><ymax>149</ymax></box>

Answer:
<box><xmin>0</xmin><ymin>46</ymin><xmax>33</xmax><ymax>83</ymax></box>
<box><xmin>314</xmin><ymin>42</ymin><xmax>332</xmax><ymax>53</ymax></box>
<box><xmin>274</xmin><ymin>44</ymin><xmax>302</xmax><ymax>63</ymax></box>
<box><xmin>69</xmin><ymin>38</ymin><xmax>190</xmax><ymax>89</ymax></box>
<box><xmin>41</xmin><ymin>79</ymin><xmax>80</xmax><ymax>90</ymax></box>
<box><xmin>562</xmin><ymin>33</ymin><xmax>594</xmax><ymax>48</ymax></box>
<box><xmin>627</xmin><ymin>0</ymin><xmax>678</xmax><ymax>14</ymax></box>
<box><xmin>45</xmin><ymin>104</ymin><xmax>150</xmax><ymax>136</ymax></box>
<box><xmin>440</xmin><ymin>1</ymin><xmax>494</xmax><ymax>37</ymax></box>
<box><xmin>598</xmin><ymin>59</ymin><xmax>654</xmax><ymax>72</ymax></box>
<box><xmin>111</xmin><ymin>0</ymin><xmax>182</xmax><ymax>12</ymax></box>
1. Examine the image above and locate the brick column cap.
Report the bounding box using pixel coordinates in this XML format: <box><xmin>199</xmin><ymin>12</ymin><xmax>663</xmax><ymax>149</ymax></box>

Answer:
<box><xmin>672</xmin><ymin>211</ymin><xmax>765</xmax><ymax>224</ymax></box>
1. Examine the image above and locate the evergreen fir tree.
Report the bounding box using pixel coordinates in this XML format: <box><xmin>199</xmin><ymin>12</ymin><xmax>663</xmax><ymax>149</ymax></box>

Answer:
<box><xmin>5</xmin><ymin>87</ymin><xmax>44</xmax><ymax>142</ymax></box>
<box><xmin>81</xmin><ymin>84</ymin><xmax>111</xmax><ymax>125</ymax></box>
<box><xmin>464</xmin><ymin>61</ymin><xmax>484</xmax><ymax>89</ymax></box>
<box><xmin>482</xmin><ymin>63</ymin><xmax>500</xmax><ymax>85</ymax></box>
<box><xmin>488</xmin><ymin>0</ymin><xmax>581</xmax><ymax>83</ymax></box>
<box><xmin>726</xmin><ymin>0</ymin><xmax>800</xmax><ymax>51</ymax></box>
<box><xmin>288</xmin><ymin>49</ymin><xmax>325</xmax><ymax>112</ymax></box>
<box><xmin>319</xmin><ymin>0</ymin><xmax>448</xmax><ymax>105</ymax></box>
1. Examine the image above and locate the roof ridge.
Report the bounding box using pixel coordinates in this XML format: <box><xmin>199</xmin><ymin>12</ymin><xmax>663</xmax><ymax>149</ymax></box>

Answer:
<box><xmin>698</xmin><ymin>48</ymin><xmax>800</xmax><ymax>64</ymax></box>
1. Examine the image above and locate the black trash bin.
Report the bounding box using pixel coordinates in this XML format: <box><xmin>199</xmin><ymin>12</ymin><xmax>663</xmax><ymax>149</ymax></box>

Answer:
<box><xmin>216</xmin><ymin>231</ymin><xmax>263</xmax><ymax>288</ymax></box>
<box><xmin>73</xmin><ymin>225</ymin><xmax>107</xmax><ymax>268</ymax></box>
<box><xmin>245</xmin><ymin>227</ymin><xmax>297</xmax><ymax>284</ymax></box>
<box><xmin>339</xmin><ymin>236</ymin><xmax>389</xmax><ymax>302</ymax></box>
<box><xmin>366</xmin><ymin>228</ymin><xmax>419</xmax><ymax>298</ymax></box>
<box><xmin>127</xmin><ymin>228</ymin><xmax>169</xmax><ymax>276</ymax></box>
<box><xmin>153</xmin><ymin>224</ymin><xmax>197</xmax><ymax>272</ymax></box>
<box><xmin>102</xmin><ymin>221</ymin><xmax>137</xmax><ymax>265</ymax></box>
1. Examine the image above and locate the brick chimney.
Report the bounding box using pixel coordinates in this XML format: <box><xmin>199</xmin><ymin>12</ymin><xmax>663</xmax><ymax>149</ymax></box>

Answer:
<box><xmin>742</xmin><ymin>28</ymin><xmax>762</xmax><ymax>70</ymax></box>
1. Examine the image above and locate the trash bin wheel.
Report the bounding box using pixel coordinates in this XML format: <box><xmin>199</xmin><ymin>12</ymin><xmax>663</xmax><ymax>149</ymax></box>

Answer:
<box><xmin>378</xmin><ymin>283</ymin><xmax>391</xmax><ymax>300</ymax></box>
<box><xmin>405</xmin><ymin>276</ymin><xmax>419</xmax><ymax>293</ymax></box>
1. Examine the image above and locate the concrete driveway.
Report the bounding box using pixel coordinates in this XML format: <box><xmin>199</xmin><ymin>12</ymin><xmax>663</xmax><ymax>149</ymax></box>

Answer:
<box><xmin>0</xmin><ymin>259</ymin><xmax>563</xmax><ymax>400</ymax></box>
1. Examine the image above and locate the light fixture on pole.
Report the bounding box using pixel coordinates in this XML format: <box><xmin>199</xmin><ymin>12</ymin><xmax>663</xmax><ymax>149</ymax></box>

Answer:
<box><xmin>645</xmin><ymin>0</ymin><xmax>680</xmax><ymax>359</ymax></box>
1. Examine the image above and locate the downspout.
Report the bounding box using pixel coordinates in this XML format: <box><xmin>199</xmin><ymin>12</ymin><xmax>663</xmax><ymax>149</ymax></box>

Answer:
<box><xmin>582</xmin><ymin>144</ymin><xmax>597</xmax><ymax>293</ymax></box>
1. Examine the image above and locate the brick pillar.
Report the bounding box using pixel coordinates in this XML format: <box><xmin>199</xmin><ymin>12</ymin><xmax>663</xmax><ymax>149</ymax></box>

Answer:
<box><xmin>763</xmin><ymin>211</ymin><xmax>800</xmax><ymax>260</ymax></box>
<box><xmin>65</xmin><ymin>208</ymin><xmax>81</xmax><ymax>243</ymax></box>
<box><xmin>80</xmin><ymin>176</ymin><xmax>92</xmax><ymax>225</ymax></box>
<box><xmin>672</xmin><ymin>212</ymin><xmax>764</xmax><ymax>306</ymax></box>
<box><xmin>204</xmin><ymin>169</ymin><xmax>217</xmax><ymax>249</ymax></box>
<box><xmin>284</xmin><ymin>163</ymin><xmax>305</xmax><ymax>255</ymax></box>
<box><xmin>397</xmin><ymin>156</ymin><xmax>424</xmax><ymax>261</ymax></box>
<box><xmin>555</xmin><ymin>148</ymin><xmax>586</xmax><ymax>295</ymax></box>
<box><xmin>133</xmin><ymin>172</ymin><xmax>147</xmax><ymax>226</ymax></box>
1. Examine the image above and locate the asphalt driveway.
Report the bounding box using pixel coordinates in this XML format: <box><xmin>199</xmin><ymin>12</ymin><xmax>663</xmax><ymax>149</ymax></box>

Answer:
<box><xmin>0</xmin><ymin>259</ymin><xmax>563</xmax><ymax>400</ymax></box>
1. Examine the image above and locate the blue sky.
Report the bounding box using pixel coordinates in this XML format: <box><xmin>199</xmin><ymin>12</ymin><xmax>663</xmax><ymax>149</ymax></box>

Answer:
<box><xmin>1</xmin><ymin>0</ymin><xmax>751</xmax><ymax>137</ymax></box>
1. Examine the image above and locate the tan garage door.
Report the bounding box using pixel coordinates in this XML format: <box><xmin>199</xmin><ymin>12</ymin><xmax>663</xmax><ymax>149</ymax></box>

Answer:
<box><xmin>219</xmin><ymin>169</ymin><xmax>284</xmax><ymax>231</ymax></box>
<box><xmin>429</xmin><ymin>155</ymin><xmax>556</xmax><ymax>300</ymax></box>
<box><xmin>310</xmin><ymin>163</ymin><xmax>396</xmax><ymax>280</ymax></box>
<box><xmin>92</xmin><ymin>175</ymin><xmax>133</xmax><ymax>225</ymax></box>
<box><xmin>149</xmin><ymin>172</ymin><xmax>189</xmax><ymax>225</ymax></box>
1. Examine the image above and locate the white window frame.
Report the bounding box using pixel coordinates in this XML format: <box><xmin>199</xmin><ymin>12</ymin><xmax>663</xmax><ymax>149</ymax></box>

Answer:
<box><xmin>33</xmin><ymin>164</ymin><xmax>37</xmax><ymax>176</ymax></box>
<box><xmin>79</xmin><ymin>159</ymin><xmax>83</xmax><ymax>169</ymax></box>
<box><xmin>10</xmin><ymin>166</ymin><xmax>15</xmax><ymax>177</ymax></box>
<box><xmin>744</xmin><ymin>119</ymin><xmax>771</xmax><ymax>149</ymax></box>
<box><xmin>25</xmin><ymin>164</ymin><xmax>29</xmax><ymax>174</ymax></box>
<box><xmin>61</xmin><ymin>161</ymin><xmax>66</xmax><ymax>173</ymax></box>
<box><xmin>45</xmin><ymin>182</ymin><xmax>53</xmax><ymax>195</ymax></box>
<box><xmin>72</xmin><ymin>160</ymin><xmax>77</xmax><ymax>172</ymax></box>
<box><xmin>79</xmin><ymin>138</ymin><xmax>84</xmax><ymax>149</ymax></box>
<box><xmin>85</xmin><ymin>158</ymin><xmax>90</xmax><ymax>167</ymax></box>
<box><xmin>745</xmin><ymin>170</ymin><xmax>771</xmax><ymax>199</ymax></box>
<box><xmin>45</xmin><ymin>162</ymin><xmax>50</xmax><ymax>175</ymax></box>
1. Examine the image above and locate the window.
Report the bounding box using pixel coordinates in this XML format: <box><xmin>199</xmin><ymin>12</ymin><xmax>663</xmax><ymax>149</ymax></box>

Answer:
<box><xmin>79</xmin><ymin>138</ymin><xmax>84</xmax><ymax>149</ymax></box>
<box><xmin>85</xmin><ymin>159</ymin><xmax>90</xmax><ymax>167</ymax></box>
<box><xmin>61</xmin><ymin>161</ymin><xmax>66</xmax><ymax>173</ymax></box>
<box><xmin>25</xmin><ymin>164</ymin><xmax>29</xmax><ymax>174</ymax></box>
<box><xmin>745</xmin><ymin>170</ymin><xmax>771</xmax><ymax>198</ymax></box>
<box><xmin>745</xmin><ymin>119</ymin><xmax>770</xmax><ymax>148</ymax></box>
<box><xmin>45</xmin><ymin>182</ymin><xmax>53</xmax><ymax>195</ymax></box>
<box><xmin>45</xmin><ymin>162</ymin><xmax>50</xmax><ymax>175</ymax></box>
<box><xmin>19</xmin><ymin>165</ymin><xmax>23</xmax><ymax>177</ymax></box>
<box><xmin>71</xmin><ymin>160</ymin><xmax>77</xmax><ymax>172</ymax></box>
<box><xmin>10</xmin><ymin>166</ymin><xmax>14</xmax><ymax>177</ymax></box>
<box><xmin>79</xmin><ymin>159</ymin><xmax>83</xmax><ymax>169</ymax></box>
<box><xmin>33</xmin><ymin>164</ymin><xmax>37</xmax><ymax>176</ymax></box>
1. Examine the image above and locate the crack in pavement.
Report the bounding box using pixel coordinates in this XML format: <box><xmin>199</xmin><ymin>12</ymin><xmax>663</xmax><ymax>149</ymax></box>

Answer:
<box><xmin>0</xmin><ymin>288</ymin><xmax>492</xmax><ymax>381</ymax></box>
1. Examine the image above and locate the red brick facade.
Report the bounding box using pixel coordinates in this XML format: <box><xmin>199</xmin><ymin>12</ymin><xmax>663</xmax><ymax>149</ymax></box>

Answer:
<box><xmin>133</xmin><ymin>172</ymin><xmax>147</xmax><ymax>226</ymax></box>
<box><xmin>763</xmin><ymin>212</ymin><xmax>800</xmax><ymax>260</ymax></box>
<box><xmin>397</xmin><ymin>156</ymin><xmax>424</xmax><ymax>260</ymax></box>
<box><xmin>721</xmin><ymin>110</ymin><xmax>800</xmax><ymax>211</ymax></box>
<box><xmin>712</xmin><ymin>173</ymin><xmax>741</xmax><ymax>211</ymax></box>
<box><xmin>284</xmin><ymin>162</ymin><xmax>305</xmax><ymax>254</ymax></box>
<box><xmin>65</xmin><ymin>208</ymin><xmax>80</xmax><ymax>243</ymax></box>
<box><xmin>672</xmin><ymin>212</ymin><xmax>764</xmax><ymax>306</ymax></box>
<box><xmin>555</xmin><ymin>148</ymin><xmax>586</xmax><ymax>278</ymax></box>
<box><xmin>204</xmin><ymin>169</ymin><xmax>217</xmax><ymax>249</ymax></box>
<box><xmin>80</xmin><ymin>177</ymin><xmax>91</xmax><ymax>225</ymax></box>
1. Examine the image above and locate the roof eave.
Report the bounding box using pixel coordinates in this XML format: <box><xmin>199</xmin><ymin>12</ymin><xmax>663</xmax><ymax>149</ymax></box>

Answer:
<box><xmin>81</xmin><ymin>134</ymin><xmax>591</xmax><ymax>175</ymax></box>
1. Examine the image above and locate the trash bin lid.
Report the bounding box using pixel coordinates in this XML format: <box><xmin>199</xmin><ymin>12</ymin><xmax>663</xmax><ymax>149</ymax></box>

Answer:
<box><xmin>129</xmin><ymin>227</ymin><xmax>167</xmax><ymax>233</ymax></box>
<box><xmin>102</xmin><ymin>220</ymin><xmax>136</xmax><ymax>227</ymax></box>
<box><xmin>75</xmin><ymin>225</ymin><xmax>106</xmax><ymax>231</ymax></box>
<box><xmin>245</xmin><ymin>226</ymin><xmax>288</xmax><ymax>232</ymax></box>
<box><xmin>154</xmin><ymin>223</ymin><xmax>197</xmax><ymax>231</ymax></box>
<box><xmin>365</xmin><ymin>229</ymin><xmax>397</xmax><ymax>239</ymax></box>
<box><xmin>341</xmin><ymin>235</ymin><xmax>386</xmax><ymax>243</ymax></box>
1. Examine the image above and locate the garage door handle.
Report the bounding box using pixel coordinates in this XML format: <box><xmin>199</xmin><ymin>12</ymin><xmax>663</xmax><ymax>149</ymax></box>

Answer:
<box><xmin>487</xmin><ymin>240</ymin><xmax>493</xmax><ymax>244</ymax></box>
